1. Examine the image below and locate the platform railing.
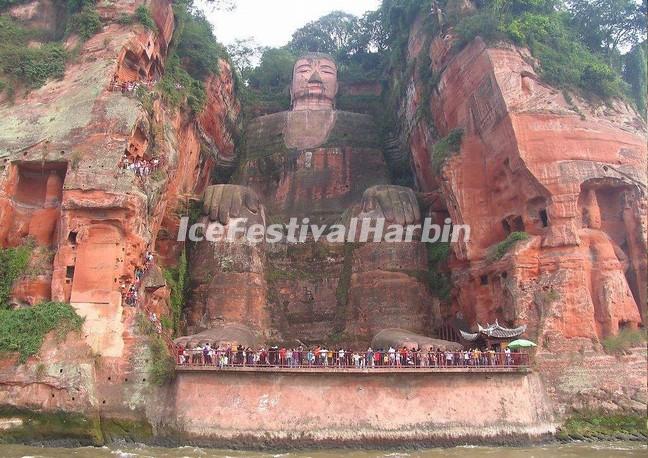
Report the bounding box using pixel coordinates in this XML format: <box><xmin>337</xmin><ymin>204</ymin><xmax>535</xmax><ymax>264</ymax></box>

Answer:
<box><xmin>175</xmin><ymin>349</ymin><xmax>529</xmax><ymax>370</ymax></box>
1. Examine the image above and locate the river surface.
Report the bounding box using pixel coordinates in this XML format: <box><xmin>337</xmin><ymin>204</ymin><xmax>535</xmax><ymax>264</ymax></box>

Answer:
<box><xmin>0</xmin><ymin>443</ymin><xmax>645</xmax><ymax>457</ymax></box>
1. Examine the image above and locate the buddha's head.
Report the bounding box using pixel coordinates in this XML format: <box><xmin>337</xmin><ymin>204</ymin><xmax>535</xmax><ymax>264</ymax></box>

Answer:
<box><xmin>291</xmin><ymin>53</ymin><xmax>338</xmax><ymax>111</ymax></box>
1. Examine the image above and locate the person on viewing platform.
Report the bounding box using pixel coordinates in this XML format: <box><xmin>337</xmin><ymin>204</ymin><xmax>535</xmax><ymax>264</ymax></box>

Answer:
<box><xmin>202</xmin><ymin>343</ymin><xmax>211</xmax><ymax>365</ymax></box>
<box><xmin>445</xmin><ymin>349</ymin><xmax>452</xmax><ymax>366</ymax></box>
<box><xmin>366</xmin><ymin>347</ymin><xmax>374</xmax><ymax>367</ymax></box>
<box><xmin>177</xmin><ymin>345</ymin><xmax>185</xmax><ymax>364</ymax></box>
<box><xmin>319</xmin><ymin>347</ymin><xmax>328</xmax><ymax>366</ymax></box>
<box><xmin>388</xmin><ymin>347</ymin><xmax>396</xmax><ymax>365</ymax></box>
<box><xmin>192</xmin><ymin>344</ymin><xmax>202</xmax><ymax>364</ymax></box>
<box><xmin>296</xmin><ymin>346</ymin><xmax>303</xmax><ymax>366</ymax></box>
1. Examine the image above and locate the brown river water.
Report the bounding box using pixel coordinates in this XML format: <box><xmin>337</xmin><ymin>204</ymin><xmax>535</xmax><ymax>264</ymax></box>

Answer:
<box><xmin>0</xmin><ymin>443</ymin><xmax>645</xmax><ymax>457</ymax></box>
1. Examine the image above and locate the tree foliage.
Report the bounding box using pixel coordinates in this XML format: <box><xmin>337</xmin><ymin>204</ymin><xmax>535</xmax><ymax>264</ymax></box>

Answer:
<box><xmin>173</xmin><ymin>1</ymin><xmax>226</xmax><ymax>81</ymax></box>
<box><xmin>288</xmin><ymin>11</ymin><xmax>365</xmax><ymax>61</ymax></box>
<box><xmin>226</xmin><ymin>37</ymin><xmax>263</xmax><ymax>82</ymax></box>
<box><xmin>623</xmin><ymin>42</ymin><xmax>647</xmax><ymax>116</ymax></box>
<box><xmin>567</xmin><ymin>0</ymin><xmax>647</xmax><ymax>59</ymax></box>
<box><xmin>247</xmin><ymin>47</ymin><xmax>295</xmax><ymax>91</ymax></box>
<box><xmin>155</xmin><ymin>0</ymin><xmax>228</xmax><ymax>113</ymax></box>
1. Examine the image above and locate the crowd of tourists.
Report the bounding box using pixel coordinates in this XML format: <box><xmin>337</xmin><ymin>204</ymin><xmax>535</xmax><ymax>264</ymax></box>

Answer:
<box><xmin>118</xmin><ymin>154</ymin><xmax>162</xmax><ymax>177</ymax></box>
<box><xmin>175</xmin><ymin>344</ymin><xmax>525</xmax><ymax>368</ymax></box>
<box><xmin>110</xmin><ymin>78</ymin><xmax>157</xmax><ymax>94</ymax></box>
<box><xmin>120</xmin><ymin>250</ymin><xmax>155</xmax><ymax>307</ymax></box>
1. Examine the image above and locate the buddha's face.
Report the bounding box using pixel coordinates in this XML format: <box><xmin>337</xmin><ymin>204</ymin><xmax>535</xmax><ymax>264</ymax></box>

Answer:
<box><xmin>291</xmin><ymin>56</ymin><xmax>338</xmax><ymax>110</ymax></box>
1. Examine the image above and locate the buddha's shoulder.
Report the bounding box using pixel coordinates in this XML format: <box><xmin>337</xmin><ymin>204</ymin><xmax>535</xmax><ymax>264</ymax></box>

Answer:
<box><xmin>323</xmin><ymin>111</ymin><xmax>381</xmax><ymax>149</ymax></box>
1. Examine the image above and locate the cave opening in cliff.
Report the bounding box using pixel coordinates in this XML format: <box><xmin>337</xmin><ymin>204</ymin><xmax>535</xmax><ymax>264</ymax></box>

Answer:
<box><xmin>0</xmin><ymin>161</ymin><xmax>68</xmax><ymax>248</ymax></box>
<box><xmin>66</xmin><ymin>265</ymin><xmax>75</xmax><ymax>280</ymax></box>
<box><xmin>502</xmin><ymin>215</ymin><xmax>524</xmax><ymax>235</ymax></box>
<box><xmin>539</xmin><ymin>209</ymin><xmax>548</xmax><ymax>227</ymax></box>
<box><xmin>13</xmin><ymin>161</ymin><xmax>67</xmax><ymax>208</ymax></box>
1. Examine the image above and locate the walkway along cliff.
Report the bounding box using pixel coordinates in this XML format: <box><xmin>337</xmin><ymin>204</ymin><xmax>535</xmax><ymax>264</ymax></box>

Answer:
<box><xmin>0</xmin><ymin>0</ymin><xmax>645</xmax><ymax>447</ymax></box>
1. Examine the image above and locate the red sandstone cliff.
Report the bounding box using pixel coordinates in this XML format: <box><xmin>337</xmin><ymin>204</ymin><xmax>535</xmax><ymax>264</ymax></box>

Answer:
<box><xmin>0</xmin><ymin>0</ymin><xmax>239</xmax><ymax>421</ymax></box>
<box><xmin>397</xmin><ymin>12</ymin><xmax>647</xmax><ymax>412</ymax></box>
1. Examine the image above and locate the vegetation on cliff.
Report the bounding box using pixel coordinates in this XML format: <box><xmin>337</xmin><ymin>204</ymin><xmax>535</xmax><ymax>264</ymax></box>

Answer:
<box><xmin>155</xmin><ymin>0</ymin><xmax>228</xmax><ymax>114</ymax></box>
<box><xmin>426</xmin><ymin>241</ymin><xmax>452</xmax><ymax>302</ymax></box>
<box><xmin>0</xmin><ymin>406</ymin><xmax>103</xmax><ymax>446</ymax></box>
<box><xmin>134</xmin><ymin>5</ymin><xmax>157</xmax><ymax>31</ymax></box>
<box><xmin>431</xmin><ymin>128</ymin><xmax>464</xmax><ymax>174</ymax></box>
<box><xmin>0</xmin><ymin>16</ymin><xmax>66</xmax><ymax>93</ymax></box>
<box><xmin>0</xmin><ymin>302</ymin><xmax>84</xmax><ymax>363</ymax></box>
<box><xmin>487</xmin><ymin>231</ymin><xmax>529</xmax><ymax>261</ymax></box>
<box><xmin>137</xmin><ymin>314</ymin><xmax>176</xmax><ymax>385</ymax></box>
<box><xmin>0</xmin><ymin>406</ymin><xmax>154</xmax><ymax>446</ymax></box>
<box><xmin>0</xmin><ymin>241</ymin><xmax>32</xmax><ymax>308</ymax></box>
<box><xmin>163</xmin><ymin>249</ymin><xmax>188</xmax><ymax>336</ymax></box>
<box><xmin>602</xmin><ymin>328</ymin><xmax>647</xmax><ymax>355</ymax></box>
<box><xmin>0</xmin><ymin>0</ymin><xmax>109</xmax><ymax>96</ymax></box>
<box><xmin>65</xmin><ymin>4</ymin><xmax>102</xmax><ymax>40</ymax></box>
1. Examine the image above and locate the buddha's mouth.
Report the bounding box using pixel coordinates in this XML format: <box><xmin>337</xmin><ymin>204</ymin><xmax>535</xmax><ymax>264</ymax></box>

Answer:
<box><xmin>307</xmin><ymin>83</ymin><xmax>324</xmax><ymax>93</ymax></box>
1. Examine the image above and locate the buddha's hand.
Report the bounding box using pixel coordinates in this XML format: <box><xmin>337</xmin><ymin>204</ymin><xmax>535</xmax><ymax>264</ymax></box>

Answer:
<box><xmin>203</xmin><ymin>185</ymin><xmax>265</xmax><ymax>227</ymax></box>
<box><xmin>360</xmin><ymin>185</ymin><xmax>421</xmax><ymax>226</ymax></box>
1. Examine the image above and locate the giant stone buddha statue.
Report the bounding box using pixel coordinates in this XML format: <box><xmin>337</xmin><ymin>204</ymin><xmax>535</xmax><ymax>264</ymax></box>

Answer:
<box><xmin>183</xmin><ymin>53</ymin><xmax>441</xmax><ymax>347</ymax></box>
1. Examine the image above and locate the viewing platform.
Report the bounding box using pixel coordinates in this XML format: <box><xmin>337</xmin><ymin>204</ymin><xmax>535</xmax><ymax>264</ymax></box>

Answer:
<box><xmin>174</xmin><ymin>350</ymin><xmax>531</xmax><ymax>374</ymax></box>
<box><xmin>176</xmin><ymin>364</ymin><xmax>530</xmax><ymax>374</ymax></box>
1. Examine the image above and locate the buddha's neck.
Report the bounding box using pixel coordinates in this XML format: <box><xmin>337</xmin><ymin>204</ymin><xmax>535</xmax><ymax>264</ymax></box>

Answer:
<box><xmin>292</xmin><ymin>97</ymin><xmax>334</xmax><ymax>111</ymax></box>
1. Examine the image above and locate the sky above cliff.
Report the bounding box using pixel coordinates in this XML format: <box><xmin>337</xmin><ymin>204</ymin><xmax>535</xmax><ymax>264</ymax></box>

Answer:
<box><xmin>205</xmin><ymin>0</ymin><xmax>381</xmax><ymax>47</ymax></box>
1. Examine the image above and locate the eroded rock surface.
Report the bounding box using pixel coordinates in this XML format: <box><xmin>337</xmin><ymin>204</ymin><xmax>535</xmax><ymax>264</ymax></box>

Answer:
<box><xmin>399</xmin><ymin>25</ymin><xmax>647</xmax><ymax>412</ymax></box>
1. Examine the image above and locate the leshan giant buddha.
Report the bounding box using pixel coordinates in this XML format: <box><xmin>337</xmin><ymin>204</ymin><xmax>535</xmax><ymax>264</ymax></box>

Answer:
<box><xmin>183</xmin><ymin>53</ymin><xmax>443</xmax><ymax>347</ymax></box>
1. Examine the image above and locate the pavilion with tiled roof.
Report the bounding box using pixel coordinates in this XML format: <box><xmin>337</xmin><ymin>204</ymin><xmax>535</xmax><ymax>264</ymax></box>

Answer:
<box><xmin>459</xmin><ymin>320</ymin><xmax>527</xmax><ymax>349</ymax></box>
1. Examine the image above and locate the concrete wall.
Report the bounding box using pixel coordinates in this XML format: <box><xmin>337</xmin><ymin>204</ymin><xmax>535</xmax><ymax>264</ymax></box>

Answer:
<box><xmin>170</xmin><ymin>371</ymin><xmax>557</xmax><ymax>446</ymax></box>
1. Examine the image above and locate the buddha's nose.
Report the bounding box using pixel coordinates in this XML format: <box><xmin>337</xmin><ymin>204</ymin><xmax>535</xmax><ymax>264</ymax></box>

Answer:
<box><xmin>308</xmin><ymin>70</ymin><xmax>323</xmax><ymax>84</ymax></box>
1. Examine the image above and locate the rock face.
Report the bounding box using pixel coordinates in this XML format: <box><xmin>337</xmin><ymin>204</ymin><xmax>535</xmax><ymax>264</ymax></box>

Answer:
<box><xmin>397</xmin><ymin>17</ymin><xmax>647</xmax><ymax>411</ymax></box>
<box><xmin>0</xmin><ymin>0</ymin><xmax>239</xmax><ymax>418</ymax></box>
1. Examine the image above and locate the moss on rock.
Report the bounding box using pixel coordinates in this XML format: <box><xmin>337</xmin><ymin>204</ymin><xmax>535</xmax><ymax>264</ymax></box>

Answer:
<box><xmin>0</xmin><ymin>406</ymin><xmax>103</xmax><ymax>446</ymax></box>
<box><xmin>0</xmin><ymin>406</ymin><xmax>155</xmax><ymax>446</ymax></box>
<box><xmin>557</xmin><ymin>413</ymin><xmax>648</xmax><ymax>442</ymax></box>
